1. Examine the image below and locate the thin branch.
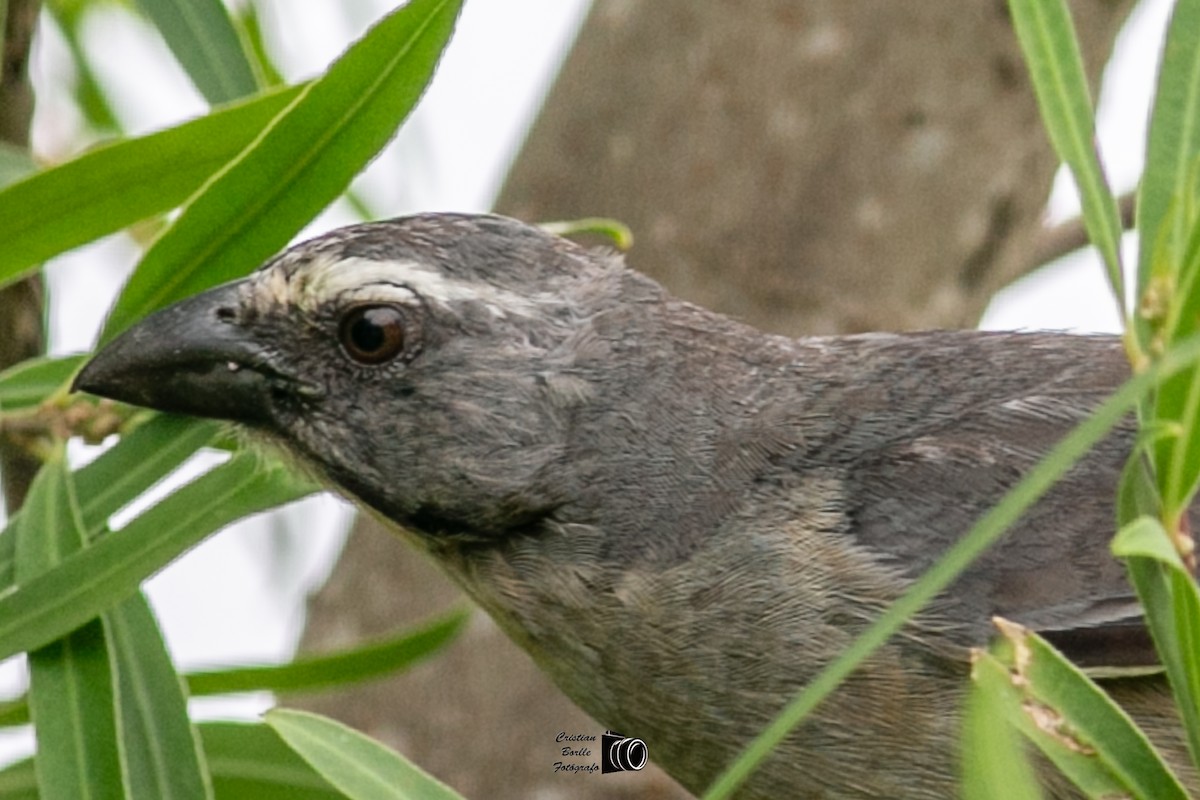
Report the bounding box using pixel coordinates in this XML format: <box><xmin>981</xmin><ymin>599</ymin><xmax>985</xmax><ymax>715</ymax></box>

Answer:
<box><xmin>1019</xmin><ymin>190</ymin><xmax>1137</xmax><ymax>281</ymax></box>
<box><xmin>0</xmin><ymin>0</ymin><xmax>45</xmax><ymax>515</ymax></box>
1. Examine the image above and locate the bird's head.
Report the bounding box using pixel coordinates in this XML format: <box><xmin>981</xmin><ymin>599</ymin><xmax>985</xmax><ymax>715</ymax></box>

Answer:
<box><xmin>75</xmin><ymin>213</ymin><xmax>654</xmax><ymax>542</ymax></box>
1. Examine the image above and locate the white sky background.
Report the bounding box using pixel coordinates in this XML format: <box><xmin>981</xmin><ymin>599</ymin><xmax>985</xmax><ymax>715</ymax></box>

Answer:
<box><xmin>0</xmin><ymin>0</ymin><xmax>1178</xmax><ymax>765</ymax></box>
<box><xmin>982</xmin><ymin>0</ymin><xmax>1175</xmax><ymax>331</ymax></box>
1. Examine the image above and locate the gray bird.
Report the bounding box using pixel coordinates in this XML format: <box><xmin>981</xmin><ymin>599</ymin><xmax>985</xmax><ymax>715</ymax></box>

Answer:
<box><xmin>75</xmin><ymin>213</ymin><xmax>1193</xmax><ymax>799</ymax></box>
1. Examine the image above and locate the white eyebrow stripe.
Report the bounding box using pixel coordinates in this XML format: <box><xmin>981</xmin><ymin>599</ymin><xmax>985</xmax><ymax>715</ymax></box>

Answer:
<box><xmin>298</xmin><ymin>256</ymin><xmax>537</xmax><ymax>317</ymax></box>
<box><xmin>328</xmin><ymin>281</ymin><xmax>421</xmax><ymax>309</ymax></box>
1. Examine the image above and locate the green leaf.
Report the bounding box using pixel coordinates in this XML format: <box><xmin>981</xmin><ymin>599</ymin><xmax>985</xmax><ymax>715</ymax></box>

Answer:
<box><xmin>985</xmin><ymin>618</ymin><xmax>1189</xmax><ymax>800</ymax></box>
<box><xmin>187</xmin><ymin>608</ymin><xmax>468</xmax><ymax>696</ymax></box>
<box><xmin>970</xmin><ymin>651</ymin><xmax>1128</xmax><ymax>798</ymax></box>
<box><xmin>0</xmin><ymin>756</ymin><xmax>36</xmax><ymax>800</ymax></box>
<box><xmin>1113</xmin><ymin>515</ymin><xmax>1185</xmax><ymax>566</ymax></box>
<box><xmin>1128</xmin><ymin>2</ymin><xmax>1200</xmax><ymax>671</ymax></box>
<box><xmin>0</xmin><ymin>415</ymin><xmax>220</xmax><ymax>595</ymax></box>
<box><xmin>105</xmin><ymin>593</ymin><xmax>213</xmax><ymax>800</ymax></box>
<box><xmin>700</xmin><ymin>332</ymin><xmax>1200</xmax><ymax>800</ymax></box>
<box><xmin>237</xmin><ymin>3</ymin><xmax>285</xmax><ymax>88</ymax></box>
<box><xmin>15</xmin><ymin>451</ymin><xmax>125</xmax><ymax>800</ymax></box>
<box><xmin>0</xmin><ymin>694</ymin><xmax>27</xmax><ymax>728</ymax></box>
<box><xmin>0</xmin><ymin>722</ymin><xmax>346</xmax><ymax>799</ymax></box>
<box><xmin>73</xmin><ymin>415</ymin><xmax>222</xmax><ymax>534</ymax></box>
<box><xmin>1147</xmin><ymin>212</ymin><xmax>1200</xmax><ymax>513</ymax></box>
<box><xmin>1150</xmin><ymin>311</ymin><xmax>1200</xmax><ymax>512</ymax></box>
<box><xmin>0</xmin><ymin>83</ymin><xmax>304</xmax><ymax>290</ymax></box>
<box><xmin>1117</xmin><ymin>445</ymin><xmax>1163</xmax><ymax>527</ymax></box>
<box><xmin>13</xmin><ymin>448</ymin><xmax>85</xmax><ymax>578</ymax></box>
<box><xmin>46</xmin><ymin>4</ymin><xmax>121</xmax><ymax>133</ymax></box>
<box><xmin>101</xmin><ymin>0</ymin><xmax>465</xmax><ymax>341</ymax></box>
<box><xmin>1006</xmin><ymin>0</ymin><xmax>1125</xmax><ymax>313</ymax></box>
<box><xmin>266</xmin><ymin>709</ymin><xmax>464</xmax><ymax>800</ymax></box>
<box><xmin>201</xmin><ymin>722</ymin><xmax>342</xmax><ymax>799</ymax></box>
<box><xmin>538</xmin><ymin>218</ymin><xmax>634</xmax><ymax>251</ymax></box>
<box><xmin>1137</xmin><ymin>0</ymin><xmax>1200</xmax><ymax>301</ymax></box>
<box><xmin>133</xmin><ymin>0</ymin><xmax>259</xmax><ymax>105</ymax></box>
<box><xmin>1150</xmin><ymin>155</ymin><xmax>1200</xmax><ymax>349</ymax></box>
<box><xmin>25</xmin><ymin>623</ymin><xmax>124</xmax><ymax>800</ymax></box>
<box><xmin>0</xmin><ymin>355</ymin><xmax>85</xmax><ymax>416</ymax></box>
<box><xmin>961</xmin><ymin>652</ymin><xmax>1044</xmax><ymax>800</ymax></box>
<box><xmin>1112</xmin><ymin>516</ymin><xmax>1200</xmax><ymax>770</ymax></box>
<box><xmin>0</xmin><ymin>453</ymin><xmax>316</xmax><ymax>663</ymax></box>
<box><xmin>0</xmin><ymin>610</ymin><xmax>469</xmax><ymax>729</ymax></box>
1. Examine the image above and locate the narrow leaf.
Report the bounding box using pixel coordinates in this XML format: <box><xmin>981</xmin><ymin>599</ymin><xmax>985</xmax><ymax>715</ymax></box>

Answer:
<box><xmin>539</xmin><ymin>218</ymin><xmax>634</xmax><ymax>251</ymax></box>
<box><xmin>1152</xmin><ymin>158</ymin><xmax>1200</xmax><ymax>347</ymax></box>
<box><xmin>1148</xmin><ymin>212</ymin><xmax>1200</xmax><ymax>514</ymax></box>
<box><xmin>187</xmin><ymin>608</ymin><xmax>469</xmax><ymax>696</ymax></box>
<box><xmin>1007</xmin><ymin>0</ymin><xmax>1125</xmax><ymax>312</ymax></box>
<box><xmin>962</xmin><ymin>652</ymin><xmax>1044</xmax><ymax>800</ymax></box>
<box><xmin>0</xmin><ymin>414</ymin><xmax>220</xmax><ymax>596</ymax></box>
<box><xmin>73</xmin><ymin>415</ymin><xmax>222</xmax><ymax>534</ymax></box>
<box><xmin>0</xmin><ymin>756</ymin><xmax>36</xmax><ymax>800</ymax></box>
<box><xmin>237</xmin><ymin>3</ymin><xmax>285</xmax><ymax>88</ymax></box>
<box><xmin>1147</xmin><ymin>214</ymin><xmax>1200</xmax><ymax>520</ymax></box>
<box><xmin>134</xmin><ymin>0</ymin><xmax>258</xmax><ymax>104</ymax></box>
<box><xmin>1151</xmin><ymin>313</ymin><xmax>1200</xmax><ymax>511</ymax></box>
<box><xmin>0</xmin><ymin>695</ymin><xmax>27</xmax><ymax>727</ymax></box>
<box><xmin>1137</xmin><ymin>0</ymin><xmax>1200</xmax><ymax>299</ymax></box>
<box><xmin>0</xmin><ymin>610</ymin><xmax>469</xmax><ymax>729</ymax></box>
<box><xmin>26</xmin><ymin>625</ymin><xmax>124</xmax><ymax>800</ymax></box>
<box><xmin>101</xmin><ymin>0</ymin><xmax>465</xmax><ymax>341</ymax></box>
<box><xmin>0</xmin><ymin>84</ymin><xmax>304</xmax><ymax>289</ymax></box>
<box><xmin>1118</xmin><ymin>441</ymin><xmax>1165</xmax><ymax>527</ymax></box>
<box><xmin>0</xmin><ymin>355</ymin><xmax>85</xmax><ymax>415</ymax></box>
<box><xmin>0</xmin><ymin>722</ymin><xmax>346</xmax><ymax>799</ymax></box>
<box><xmin>106</xmin><ymin>593</ymin><xmax>213</xmax><ymax>800</ymax></box>
<box><xmin>970</xmin><ymin>651</ymin><xmax>1128</xmax><ymax>797</ymax></box>
<box><xmin>1113</xmin><ymin>516</ymin><xmax>1200</xmax><ymax>769</ymax></box>
<box><xmin>267</xmin><ymin>709</ymin><xmax>464</xmax><ymax>800</ymax></box>
<box><xmin>989</xmin><ymin>618</ymin><xmax>1189</xmax><ymax>800</ymax></box>
<box><xmin>0</xmin><ymin>454</ymin><xmax>316</xmax><ymax>663</ymax></box>
<box><xmin>46</xmin><ymin>4</ymin><xmax>121</xmax><ymax>132</ymax></box>
<box><xmin>15</xmin><ymin>452</ymin><xmax>124</xmax><ymax>800</ymax></box>
<box><xmin>201</xmin><ymin>722</ymin><xmax>342</xmax><ymax>799</ymax></box>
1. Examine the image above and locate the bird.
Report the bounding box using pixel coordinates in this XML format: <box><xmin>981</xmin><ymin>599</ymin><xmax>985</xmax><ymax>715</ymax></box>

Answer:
<box><xmin>75</xmin><ymin>212</ymin><xmax>1194</xmax><ymax>799</ymax></box>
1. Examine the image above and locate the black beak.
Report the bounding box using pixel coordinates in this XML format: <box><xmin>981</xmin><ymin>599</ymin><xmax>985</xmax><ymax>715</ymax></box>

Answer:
<box><xmin>73</xmin><ymin>281</ymin><xmax>300</xmax><ymax>425</ymax></box>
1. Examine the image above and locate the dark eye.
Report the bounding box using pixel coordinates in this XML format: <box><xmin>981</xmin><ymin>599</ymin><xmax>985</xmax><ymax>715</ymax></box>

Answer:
<box><xmin>338</xmin><ymin>305</ymin><xmax>406</xmax><ymax>365</ymax></box>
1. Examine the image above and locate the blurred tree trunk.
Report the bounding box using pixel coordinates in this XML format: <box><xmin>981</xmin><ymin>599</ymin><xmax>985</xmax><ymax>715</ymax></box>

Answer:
<box><xmin>297</xmin><ymin>2</ymin><xmax>1135</xmax><ymax>797</ymax></box>
<box><xmin>0</xmin><ymin>0</ymin><xmax>46</xmax><ymax>515</ymax></box>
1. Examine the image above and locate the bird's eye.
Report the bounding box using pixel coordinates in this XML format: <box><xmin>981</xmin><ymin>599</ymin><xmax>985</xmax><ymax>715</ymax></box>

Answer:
<box><xmin>338</xmin><ymin>305</ymin><xmax>407</xmax><ymax>365</ymax></box>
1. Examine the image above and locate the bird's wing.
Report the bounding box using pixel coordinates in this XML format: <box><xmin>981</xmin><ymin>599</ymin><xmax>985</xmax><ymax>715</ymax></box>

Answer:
<box><xmin>800</xmin><ymin>332</ymin><xmax>1177</xmax><ymax>670</ymax></box>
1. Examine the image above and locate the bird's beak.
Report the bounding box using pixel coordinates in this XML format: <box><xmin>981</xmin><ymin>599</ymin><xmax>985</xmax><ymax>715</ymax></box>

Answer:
<box><xmin>73</xmin><ymin>281</ymin><xmax>289</xmax><ymax>426</ymax></box>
